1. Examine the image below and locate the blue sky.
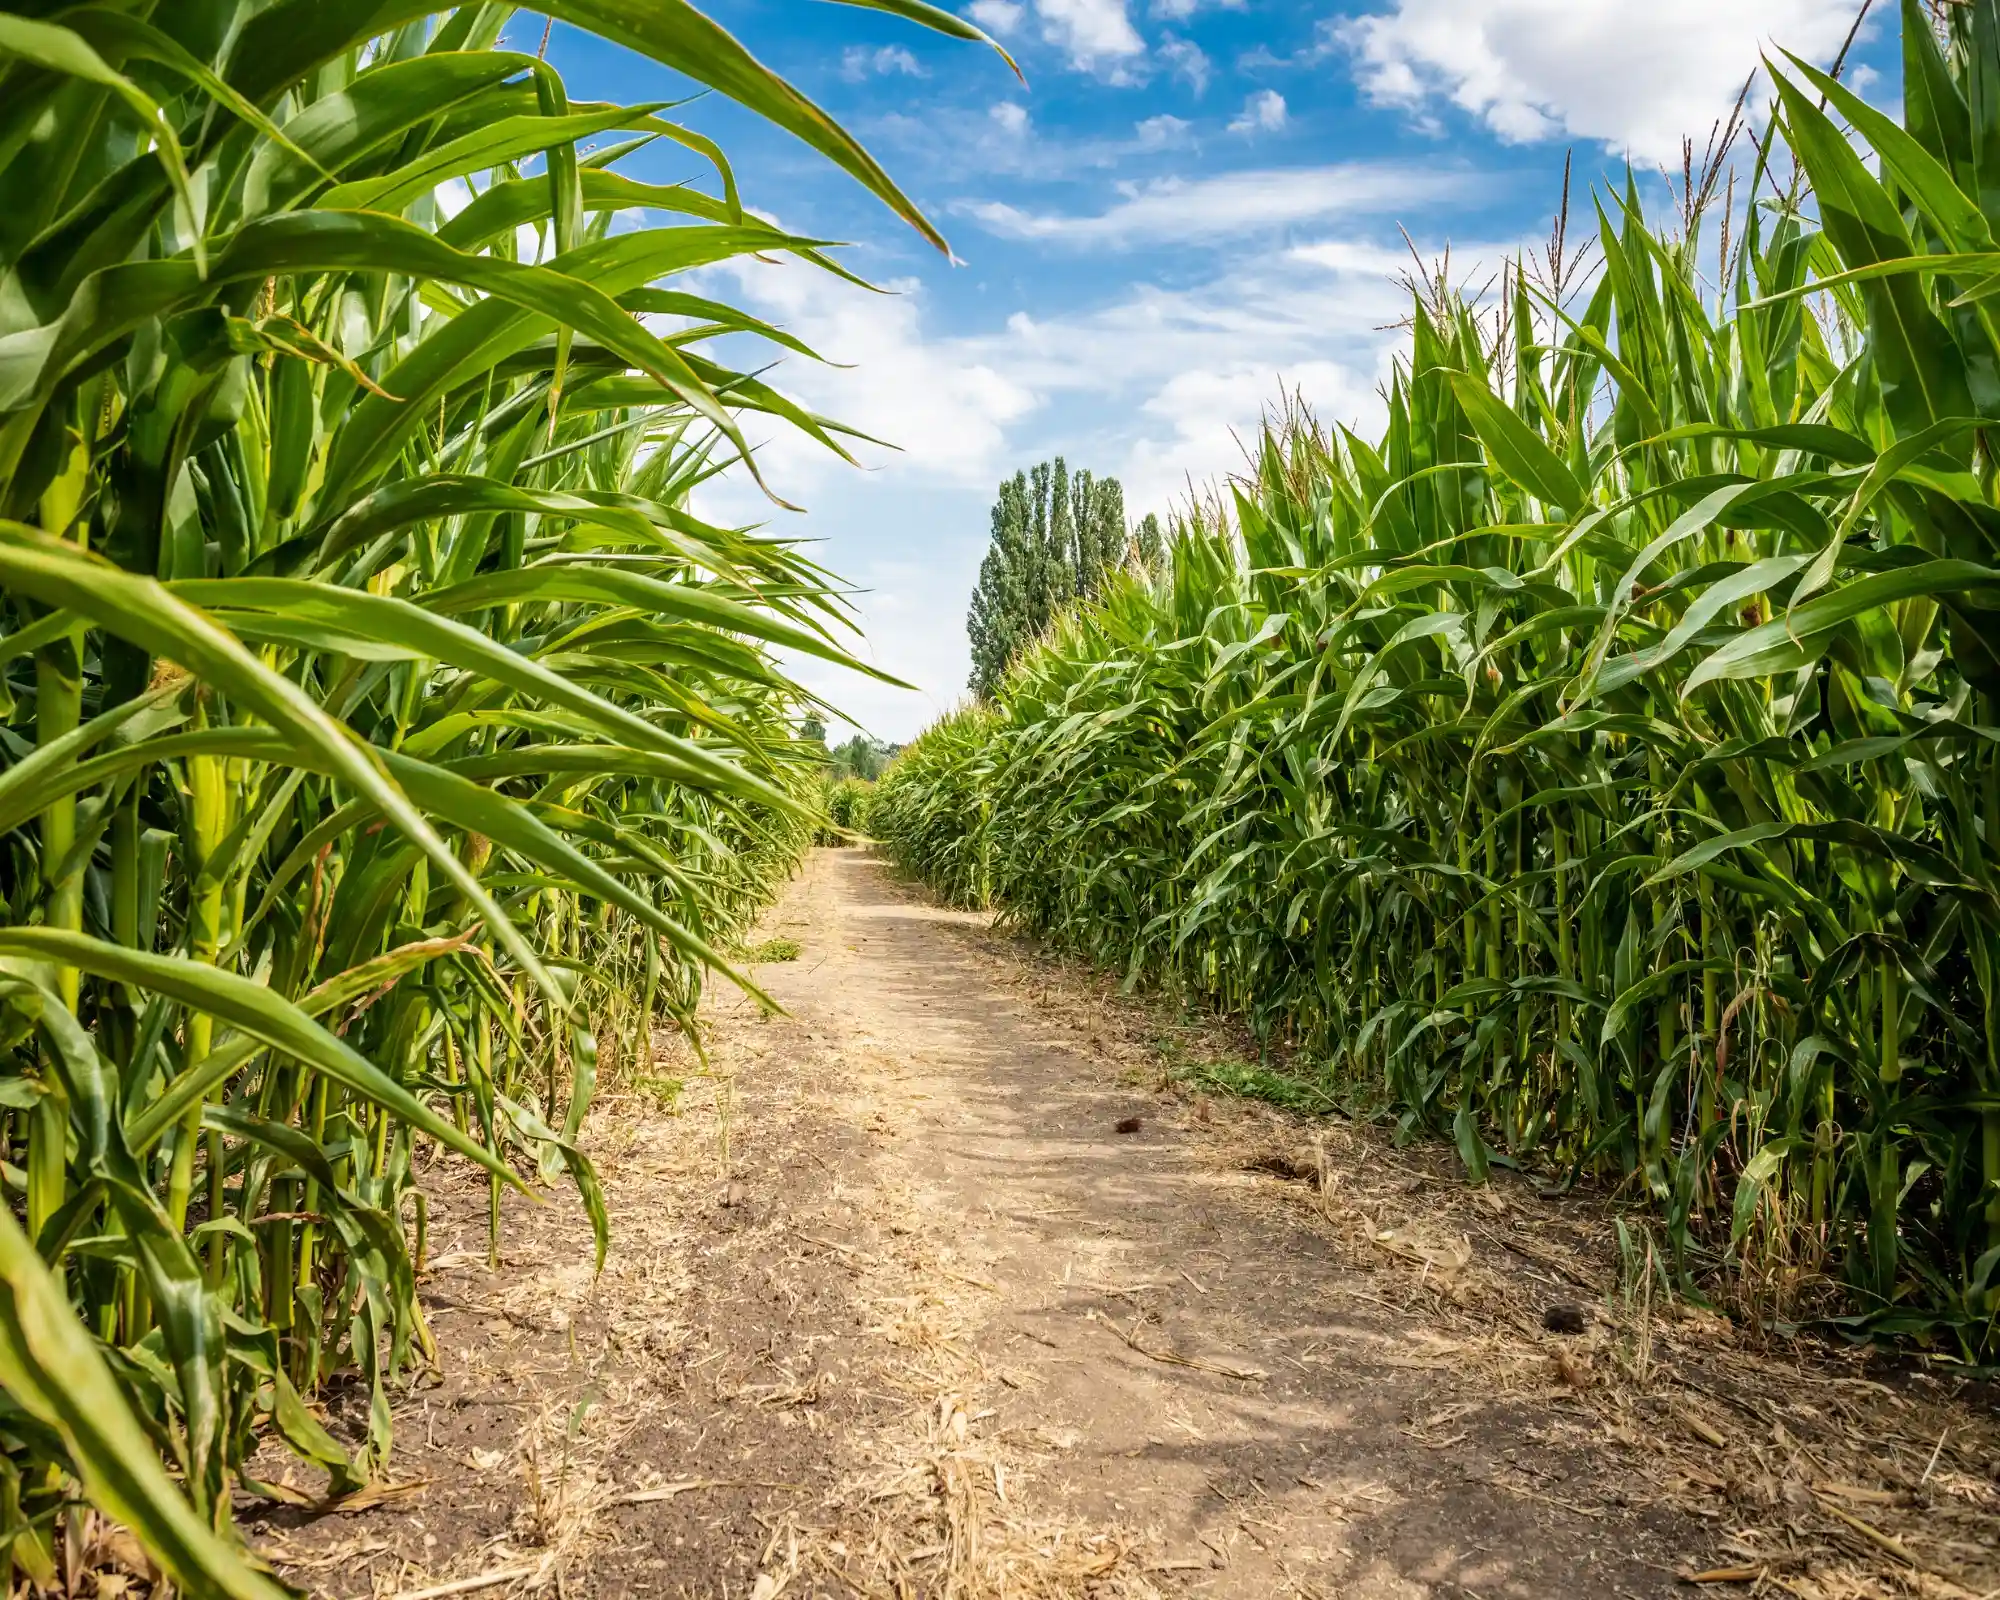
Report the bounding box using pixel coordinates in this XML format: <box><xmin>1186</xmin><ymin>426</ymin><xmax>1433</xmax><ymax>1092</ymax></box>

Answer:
<box><xmin>536</xmin><ymin>0</ymin><xmax>1894</xmax><ymax>741</ymax></box>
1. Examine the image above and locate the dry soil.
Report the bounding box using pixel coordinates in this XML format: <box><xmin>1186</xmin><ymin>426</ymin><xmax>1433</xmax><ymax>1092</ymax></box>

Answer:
<box><xmin>258</xmin><ymin>846</ymin><xmax>2000</xmax><ymax>1600</ymax></box>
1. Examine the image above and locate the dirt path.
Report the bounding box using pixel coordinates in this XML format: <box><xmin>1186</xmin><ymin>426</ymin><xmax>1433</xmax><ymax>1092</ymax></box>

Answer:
<box><xmin>264</xmin><ymin>847</ymin><xmax>2000</xmax><ymax>1600</ymax></box>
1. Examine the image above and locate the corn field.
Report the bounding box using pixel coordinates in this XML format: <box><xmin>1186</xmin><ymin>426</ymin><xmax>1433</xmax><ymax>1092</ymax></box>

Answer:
<box><xmin>0</xmin><ymin>0</ymin><xmax>1002</xmax><ymax>1589</ymax></box>
<box><xmin>816</xmin><ymin>775</ymin><xmax>872</xmax><ymax>843</ymax></box>
<box><xmin>874</xmin><ymin>2</ymin><xmax>2000</xmax><ymax>1357</ymax></box>
<box><xmin>866</xmin><ymin>706</ymin><xmax>995</xmax><ymax>909</ymax></box>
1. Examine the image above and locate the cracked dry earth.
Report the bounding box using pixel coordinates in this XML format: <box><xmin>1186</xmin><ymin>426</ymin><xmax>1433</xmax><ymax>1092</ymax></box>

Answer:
<box><xmin>260</xmin><ymin>845</ymin><xmax>2000</xmax><ymax>1600</ymax></box>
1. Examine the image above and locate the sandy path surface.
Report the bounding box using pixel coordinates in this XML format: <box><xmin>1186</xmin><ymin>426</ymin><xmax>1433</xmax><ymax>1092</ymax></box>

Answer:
<box><xmin>263</xmin><ymin>847</ymin><xmax>2000</xmax><ymax>1600</ymax></box>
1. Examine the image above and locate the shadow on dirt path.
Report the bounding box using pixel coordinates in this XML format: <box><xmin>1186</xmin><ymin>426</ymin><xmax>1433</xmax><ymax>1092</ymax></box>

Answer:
<box><xmin>263</xmin><ymin>847</ymin><xmax>1999</xmax><ymax>1600</ymax></box>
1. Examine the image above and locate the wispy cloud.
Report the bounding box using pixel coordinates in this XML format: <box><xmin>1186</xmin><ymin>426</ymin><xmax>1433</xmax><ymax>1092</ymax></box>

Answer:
<box><xmin>686</xmin><ymin>225</ymin><xmax>1529</xmax><ymax>737</ymax></box>
<box><xmin>868</xmin><ymin>99</ymin><xmax>1206</xmax><ymax>180</ymax></box>
<box><xmin>841</xmin><ymin>43</ymin><xmax>925</xmax><ymax>81</ymax></box>
<box><xmin>959</xmin><ymin>162</ymin><xmax>1476</xmax><ymax>247</ymax></box>
<box><xmin>1234</xmin><ymin>15</ymin><xmax>1343</xmax><ymax>74</ymax></box>
<box><xmin>1229</xmin><ymin>89</ymin><xmax>1288</xmax><ymax>135</ymax></box>
<box><xmin>968</xmin><ymin>0</ymin><xmax>1025</xmax><ymax>36</ymax></box>
<box><xmin>688</xmin><ymin>220</ymin><xmax>1486</xmax><ymax>505</ymax></box>
<box><xmin>1286</xmin><ymin>238</ymin><xmax>1428</xmax><ymax>277</ymax></box>
<box><xmin>695</xmin><ymin>259</ymin><xmax>1041</xmax><ymax>494</ymax></box>
<box><xmin>1158</xmin><ymin>35</ymin><xmax>1210</xmax><ymax>94</ymax></box>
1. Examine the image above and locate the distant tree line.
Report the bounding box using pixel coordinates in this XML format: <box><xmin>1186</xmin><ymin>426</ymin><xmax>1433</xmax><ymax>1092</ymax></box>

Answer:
<box><xmin>965</xmin><ymin>457</ymin><xmax>1163</xmax><ymax>701</ymax></box>
<box><xmin>799</xmin><ymin>716</ymin><xmax>900</xmax><ymax>781</ymax></box>
<box><xmin>830</xmin><ymin>735</ymin><xmax>898</xmax><ymax>781</ymax></box>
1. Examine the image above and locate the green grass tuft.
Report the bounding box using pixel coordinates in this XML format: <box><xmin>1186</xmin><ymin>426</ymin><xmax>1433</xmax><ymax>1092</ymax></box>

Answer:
<box><xmin>635</xmin><ymin>1076</ymin><xmax>687</xmax><ymax>1113</ymax></box>
<box><xmin>1174</xmin><ymin>1060</ymin><xmax>1337</xmax><ymax>1116</ymax></box>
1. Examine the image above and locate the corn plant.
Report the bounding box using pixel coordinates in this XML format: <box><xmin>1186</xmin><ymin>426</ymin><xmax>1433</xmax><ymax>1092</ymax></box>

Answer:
<box><xmin>0</xmin><ymin>0</ymin><xmax>1003</xmax><ymax>1588</ymax></box>
<box><xmin>869</xmin><ymin>705</ymin><xmax>997</xmax><ymax>907</ymax></box>
<box><xmin>816</xmin><ymin>775</ymin><xmax>872</xmax><ymax>843</ymax></box>
<box><xmin>876</xmin><ymin>0</ymin><xmax>2000</xmax><ymax>1356</ymax></box>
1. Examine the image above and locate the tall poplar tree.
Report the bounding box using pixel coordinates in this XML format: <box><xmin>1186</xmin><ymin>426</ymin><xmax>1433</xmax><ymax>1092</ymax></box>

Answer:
<box><xmin>1071</xmin><ymin>470</ymin><xmax>1127</xmax><ymax>597</ymax></box>
<box><xmin>967</xmin><ymin>472</ymin><xmax>1035</xmax><ymax>700</ymax></box>
<box><xmin>1133</xmin><ymin>511</ymin><xmax>1164</xmax><ymax>570</ymax></box>
<box><xmin>966</xmin><ymin>457</ymin><xmax>1135</xmax><ymax>699</ymax></box>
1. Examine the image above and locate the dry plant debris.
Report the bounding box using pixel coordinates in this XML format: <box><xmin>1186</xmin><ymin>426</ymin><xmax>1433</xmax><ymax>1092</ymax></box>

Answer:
<box><xmin>243</xmin><ymin>850</ymin><xmax>1995</xmax><ymax>1599</ymax></box>
<box><xmin>985</xmin><ymin>906</ymin><xmax>2000</xmax><ymax>1600</ymax></box>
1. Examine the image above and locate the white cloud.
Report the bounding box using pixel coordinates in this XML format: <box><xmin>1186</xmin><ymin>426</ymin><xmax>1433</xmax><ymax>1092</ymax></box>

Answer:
<box><xmin>1158</xmin><ymin>35</ymin><xmax>1211</xmax><ymax>94</ymax></box>
<box><xmin>841</xmin><ymin>44</ymin><xmax>925</xmax><ymax>81</ymax></box>
<box><xmin>695</xmin><ymin>261</ymin><xmax>1038</xmax><ymax>498</ymax></box>
<box><xmin>979</xmin><ymin>267</ymin><xmax>1411</xmax><ymax>511</ymax></box>
<box><xmin>1151</xmin><ymin>0</ymin><xmax>1243</xmax><ymax>16</ymax></box>
<box><xmin>1229</xmin><ymin>88</ymin><xmax>1288</xmax><ymax>135</ymax></box>
<box><xmin>1286</xmin><ymin>237</ymin><xmax>1424</xmax><ymax>277</ymax></box>
<box><xmin>680</xmin><ymin>262</ymin><xmax>1042</xmax><ymax>737</ymax></box>
<box><xmin>960</xmin><ymin>161</ymin><xmax>1472</xmax><ymax>247</ymax></box>
<box><xmin>970</xmin><ymin>0</ymin><xmax>1147</xmax><ymax>73</ymax></box>
<box><xmin>701</xmin><ymin>230</ymin><xmax>1472</xmax><ymax>515</ymax></box>
<box><xmin>1034</xmin><ymin>0</ymin><xmax>1146</xmax><ymax>71</ymax></box>
<box><xmin>1338</xmin><ymin>0</ymin><xmax>1863</xmax><ymax>161</ymax></box>
<box><xmin>960</xmin><ymin>0</ymin><xmax>1152</xmax><ymax>71</ymax></box>
<box><xmin>968</xmin><ymin>0</ymin><xmax>1025</xmax><ymax>34</ymax></box>
<box><xmin>695</xmin><ymin>225</ymin><xmax>1520</xmax><ymax>510</ymax></box>
<box><xmin>872</xmin><ymin>98</ymin><xmax>1200</xmax><ymax>179</ymax></box>
<box><xmin>688</xmin><ymin>239</ymin><xmax>1421</xmax><ymax>734</ymax></box>
<box><xmin>1124</xmin><ymin>358</ymin><xmax>1379</xmax><ymax>508</ymax></box>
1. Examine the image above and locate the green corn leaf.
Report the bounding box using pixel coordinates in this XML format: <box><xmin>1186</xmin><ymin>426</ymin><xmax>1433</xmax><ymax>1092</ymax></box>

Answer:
<box><xmin>1773</xmin><ymin>70</ymin><xmax>1975</xmax><ymax>433</ymax></box>
<box><xmin>0</xmin><ymin>524</ymin><xmax>560</xmax><ymax>1008</ymax></box>
<box><xmin>173</xmin><ymin>579</ymin><xmax>800</xmax><ymax>810</ymax></box>
<box><xmin>0</xmin><ymin>928</ymin><xmax>520</xmax><ymax>1186</ymax></box>
<box><xmin>545</xmin><ymin>0</ymin><xmax>964</xmax><ymax>254</ymax></box>
<box><xmin>0</xmin><ymin>1202</ymin><xmax>289</xmax><ymax>1600</ymax></box>
<box><xmin>316</xmin><ymin>106</ymin><xmax>670</xmax><ymax>215</ymax></box>
<box><xmin>424</xmin><ymin>563</ymin><xmax>915</xmax><ymax>687</ymax></box>
<box><xmin>0</xmin><ymin>14</ymin><xmax>203</xmax><ymax>274</ymax></box>
<box><xmin>1778</xmin><ymin>51</ymin><xmax>1993</xmax><ymax>253</ymax></box>
<box><xmin>1732</xmin><ymin>1139</ymin><xmax>1799</xmax><ymax>1244</ymax></box>
<box><xmin>1444</xmin><ymin>370</ymin><xmax>1587</xmax><ymax>512</ymax></box>
<box><xmin>820</xmin><ymin>0</ymin><xmax>1022</xmax><ymax>75</ymax></box>
<box><xmin>1686</xmin><ymin>560</ymin><xmax>2000</xmax><ymax>689</ymax></box>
